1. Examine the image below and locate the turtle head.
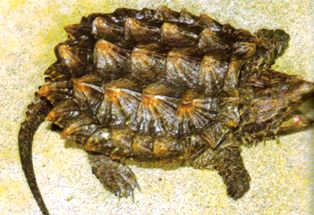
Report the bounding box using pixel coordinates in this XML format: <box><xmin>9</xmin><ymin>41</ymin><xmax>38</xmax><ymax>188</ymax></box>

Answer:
<box><xmin>239</xmin><ymin>69</ymin><xmax>314</xmax><ymax>143</ymax></box>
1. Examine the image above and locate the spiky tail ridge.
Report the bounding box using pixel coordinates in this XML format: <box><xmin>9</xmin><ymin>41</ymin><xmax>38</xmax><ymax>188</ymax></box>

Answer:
<box><xmin>18</xmin><ymin>94</ymin><xmax>52</xmax><ymax>215</ymax></box>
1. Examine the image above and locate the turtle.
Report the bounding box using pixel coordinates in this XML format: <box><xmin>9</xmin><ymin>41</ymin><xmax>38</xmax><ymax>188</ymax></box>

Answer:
<box><xmin>18</xmin><ymin>6</ymin><xmax>314</xmax><ymax>215</ymax></box>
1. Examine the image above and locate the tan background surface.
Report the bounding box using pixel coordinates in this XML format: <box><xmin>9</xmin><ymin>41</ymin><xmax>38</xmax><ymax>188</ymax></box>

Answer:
<box><xmin>0</xmin><ymin>0</ymin><xmax>313</xmax><ymax>214</ymax></box>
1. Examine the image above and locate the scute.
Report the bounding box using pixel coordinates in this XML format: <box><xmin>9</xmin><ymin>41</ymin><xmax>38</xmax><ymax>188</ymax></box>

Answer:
<box><xmin>165</xmin><ymin>49</ymin><xmax>201</xmax><ymax>87</ymax></box>
<box><xmin>130</xmin><ymin>47</ymin><xmax>166</xmax><ymax>83</ymax></box>
<box><xmin>94</xmin><ymin>40</ymin><xmax>131</xmax><ymax>79</ymax></box>
<box><xmin>198</xmin><ymin>55</ymin><xmax>228</xmax><ymax>95</ymax></box>
<box><xmin>132</xmin><ymin>82</ymin><xmax>179</xmax><ymax>134</ymax></box>
<box><xmin>97</xmin><ymin>78</ymin><xmax>141</xmax><ymax>126</ymax></box>
<box><xmin>124</xmin><ymin>18</ymin><xmax>161</xmax><ymax>43</ymax></box>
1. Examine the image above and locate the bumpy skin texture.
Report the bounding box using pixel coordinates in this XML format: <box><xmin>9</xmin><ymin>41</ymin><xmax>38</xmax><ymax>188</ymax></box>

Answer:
<box><xmin>18</xmin><ymin>95</ymin><xmax>52</xmax><ymax>214</ymax></box>
<box><xmin>18</xmin><ymin>6</ymin><xmax>314</xmax><ymax>215</ymax></box>
<box><xmin>89</xmin><ymin>153</ymin><xmax>140</xmax><ymax>198</ymax></box>
<box><xmin>191</xmin><ymin>136</ymin><xmax>250</xmax><ymax>199</ymax></box>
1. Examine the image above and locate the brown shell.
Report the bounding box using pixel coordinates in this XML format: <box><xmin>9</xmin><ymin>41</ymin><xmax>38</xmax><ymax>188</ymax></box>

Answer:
<box><xmin>39</xmin><ymin>6</ymin><xmax>313</xmax><ymax>159</ymax></box>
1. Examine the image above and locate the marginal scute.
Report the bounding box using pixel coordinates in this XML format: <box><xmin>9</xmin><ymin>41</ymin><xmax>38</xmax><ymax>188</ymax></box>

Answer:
<box><xmin>179</xmin><ymin>9</ymin><xmax>198</xmax><ymax>25</ymax></box>
<box><xmin>38</xmin><ymin>81</ymin><xmax>73</xmax><ymax>104</ymax></box>
<box><xmin>132</xmin><ymin>134</ymin><xmax>154</xmax><ymax>157</ymax></box>
<box><xmin>55</xmin><ymin>41</ymin><xmax>92</xmax><ymax>77</ymax></box>
<box><xmin>92</xmin><ymin>16</ymin><xmax>124</xmax><ymax>41</ymax></box>
<box><xmin>198</xmin><ymin>28</ymin><xmax>228</xmax><ymax>52</ymax></box>
<box><xmin>111</xmin><ymin>128</ymin><xmax>134</xmax><ymax>153</ymax></box>
<box><xmin>152</xmin><ymin>136</ymin><xmax>182</xmax><ymax>158</ymax></box>
<box><xmin>61</xmin><ymin>115</ymin><xmax>98</xmax><ymax>143</ymax></box>
<box><xmin>46</xmin><ymin>100</ymin><xmax>80</xmax><ymax>128</ymax></box>
<box><xmin>64</xmin><ymin>23</ymin><xmax>92</xmax><ymax>40</ymax></box>
<box><xmin>154</xmin><ymin>6</ymin><xmax>180</xmax><ymax>22</ymax></box>
<box><xmin>113</xmin><ymin>8</ymin><xmax>142</xmax><ymax>22</ymax></box>
<box><xmin>44</xmin><ymin>62</ymin><xmax>70</xmax><ymax>82</ymax></box>
<box><xmin>161</xmin><ymin>22</ymin><xmax>199</xmax><ymax>47</ymax></box>
<box><xmin>56</xmin><ymin>44</ymin><xmax>81</xmax><ymax>69</ymax></box>
<box><xmin>124</xmin><ymin>18</ymin><xmax>160</xmax><ymax>43</ymax></box>
<box><xmin>199</xmin><ymin>14</ymin><xmax>223</xmax><ymax>32</ymax></box>
<box><xmin>85</xmin><ymin>127</ymin><xmax>113</xmax><ymax>153</ymax></box>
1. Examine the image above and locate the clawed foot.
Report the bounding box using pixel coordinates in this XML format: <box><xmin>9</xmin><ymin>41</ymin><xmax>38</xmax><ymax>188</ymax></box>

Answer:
<box><xmin>89</xmin><ymin>154</ymin><xmax>140</xmax><ymax>198</ymax></box>
<box><xmin>224</xmin><ymin>171</ymin><xmax>250</xmax><ymax>199</ymax></box>
<box><xmin>215</xmin><ymin>147</ymin><xmax>251</xmax><ymax>200</ymax></box>
<box><xmin>191</xmin><ymin>144</ymin><xmax>251</xmax><ymax>200</ymax></box>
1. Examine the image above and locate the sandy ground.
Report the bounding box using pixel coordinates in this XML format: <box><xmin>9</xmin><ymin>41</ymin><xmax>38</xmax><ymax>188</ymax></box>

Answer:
<box><xmin>0</xmin><ymin>0</ymin><xmax>313</xmax><ymax>214</ymax></box>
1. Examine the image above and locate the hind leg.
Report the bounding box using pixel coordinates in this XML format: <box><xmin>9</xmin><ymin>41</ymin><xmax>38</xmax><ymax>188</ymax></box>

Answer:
<box><xmin>88</xmin><ymin>153</ymin><xmax>139</xmax><ymax>198</ymax></box>
<box><xmin>191</xmin><ymin>143</ymin><xmax>250</xmax><ymax>199</ymax></box>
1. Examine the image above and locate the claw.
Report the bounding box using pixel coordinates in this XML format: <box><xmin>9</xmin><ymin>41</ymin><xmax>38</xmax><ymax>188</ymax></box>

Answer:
<box><xmin>135</xmin><ymin>180</ymin><xmax>142</xmax><ymax>192</ymax></box>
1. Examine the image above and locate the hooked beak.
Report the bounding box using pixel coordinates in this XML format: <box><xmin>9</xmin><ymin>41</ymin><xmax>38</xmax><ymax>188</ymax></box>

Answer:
<box><xmin>278</xmin><ymin>96</ymin><xmax>314</xmax><ymax>135</ymax></box>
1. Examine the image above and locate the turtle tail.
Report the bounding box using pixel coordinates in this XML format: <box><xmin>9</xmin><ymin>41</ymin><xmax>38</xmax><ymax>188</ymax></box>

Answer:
<box><xmin>18</xmin><ymin>94</ymin><xmax>52</xmax><ymax>215</ymax></box>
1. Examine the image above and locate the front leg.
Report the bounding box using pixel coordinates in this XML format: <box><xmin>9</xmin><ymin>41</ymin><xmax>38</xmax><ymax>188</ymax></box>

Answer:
<box><xmin>192</xmin><ymin>143</ymin><xmax>250</xmax><ymax>199</ymax></box>
<box><xmin>88</xmin><ymin>153</ymin><xmax>139</xmax><ymax>198</ymax></box>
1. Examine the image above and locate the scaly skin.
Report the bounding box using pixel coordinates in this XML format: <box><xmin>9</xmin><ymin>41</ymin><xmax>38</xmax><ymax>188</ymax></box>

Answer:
<box><xmin>191</xmin><ymin>136</ymin><xmax>250</xmax><ymax>199</ymax></box>
<box><xmin>18</xmin><ymin>6</ymin><xmax>314</xmax><ymax>215</ymax></box>
<box><xmin>88</xmin><ymin>153</ymin><xmax>140</xmax><ymax>198</ymax></box>
<box><xmin>18</xmin><ymin>95</ymin><xmax>52</xmax><ymax>215</ymax></box>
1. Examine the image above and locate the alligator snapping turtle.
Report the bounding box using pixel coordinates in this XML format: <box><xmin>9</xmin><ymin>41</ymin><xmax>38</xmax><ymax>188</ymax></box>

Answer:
<box><xmin>19</xmin><ymin>6</ymin><xmax>314</xmax><ymax>214</ymax></box>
